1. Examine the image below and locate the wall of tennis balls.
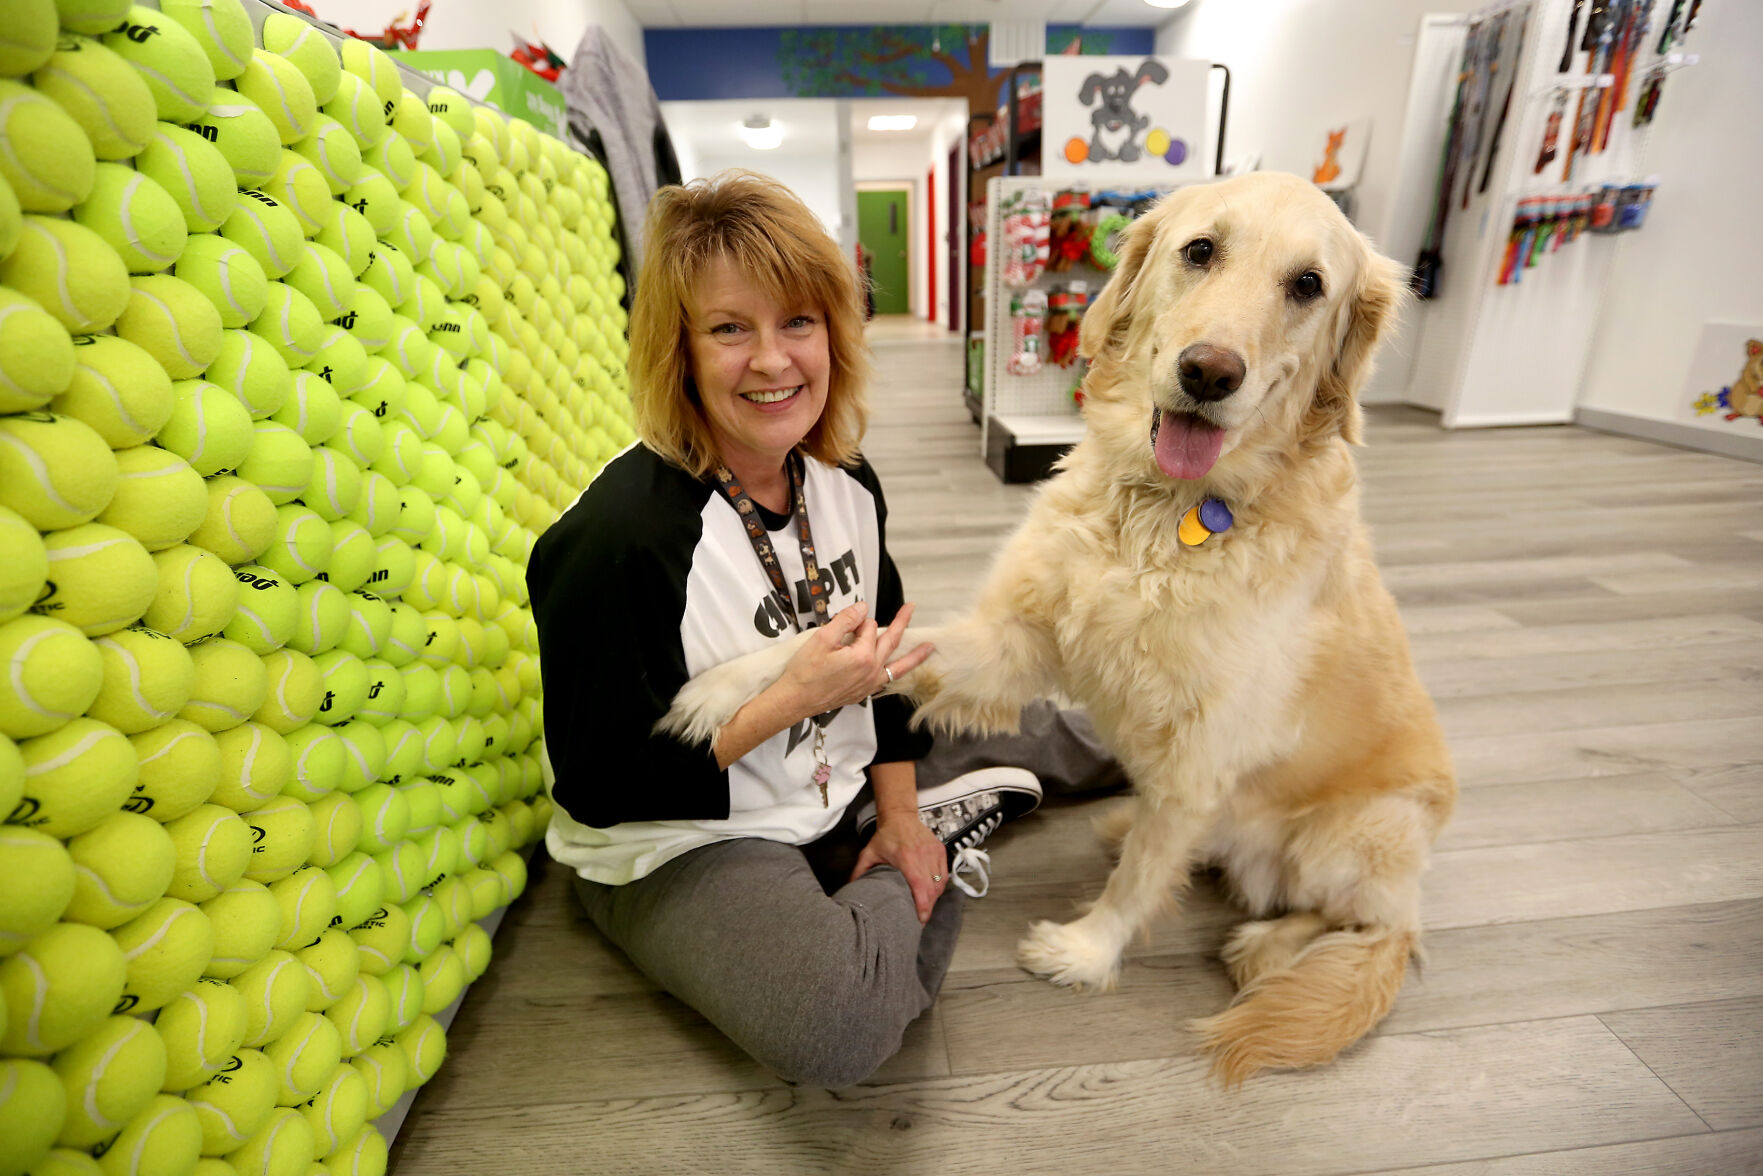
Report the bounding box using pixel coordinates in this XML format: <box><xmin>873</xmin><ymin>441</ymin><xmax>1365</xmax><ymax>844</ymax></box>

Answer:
<box><xmin>0</xmin><ymin>0</ymin><xmax>635</xmax><ymax>1171</ymax></box>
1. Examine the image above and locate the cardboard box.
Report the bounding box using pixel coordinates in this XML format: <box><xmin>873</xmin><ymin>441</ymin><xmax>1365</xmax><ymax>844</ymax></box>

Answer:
<box><xmin>389</xmin><ymin>49</ymin><xmax>568</xmax><ymax>139</ymax></box>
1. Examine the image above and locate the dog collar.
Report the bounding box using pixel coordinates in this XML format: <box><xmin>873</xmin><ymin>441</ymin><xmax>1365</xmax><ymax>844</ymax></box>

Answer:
<box><xmin>1178</xmin><ymin>498</ymin><xmax>1234</xmax><ymax>547</ymax></box>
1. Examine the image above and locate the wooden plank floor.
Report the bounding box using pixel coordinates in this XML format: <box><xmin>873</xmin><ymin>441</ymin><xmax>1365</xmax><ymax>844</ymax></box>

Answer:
<box><xmin>390</xmin><ymin>336</ymin><xmax>1763</xmax><ymax>1175</ymax></box>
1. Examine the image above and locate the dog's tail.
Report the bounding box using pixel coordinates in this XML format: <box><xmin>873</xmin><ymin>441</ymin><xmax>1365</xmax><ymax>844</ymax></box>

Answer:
<box><xmin>1189</xmin><ymin>925</ymin><xmax>1414</xmax><ymax>1085</ymax></box>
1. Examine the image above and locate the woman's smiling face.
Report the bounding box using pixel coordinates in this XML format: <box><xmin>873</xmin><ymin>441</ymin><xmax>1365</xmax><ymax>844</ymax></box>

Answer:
<box><xmin>687</xmin><ymin>254</ymin><xmax>831</xmax><ymax>476</ymax></box>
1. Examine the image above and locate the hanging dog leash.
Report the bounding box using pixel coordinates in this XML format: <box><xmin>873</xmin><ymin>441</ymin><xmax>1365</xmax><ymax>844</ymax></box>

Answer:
<box><xmin>713</xmin><ymin>452</ymin><xmax>836</xmax><ymax>804</ymax></box>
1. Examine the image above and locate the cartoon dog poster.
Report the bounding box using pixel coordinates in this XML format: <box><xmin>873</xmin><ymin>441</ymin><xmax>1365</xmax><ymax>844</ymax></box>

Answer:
<box><xmin>1043</xmin><ymin>56</ymin><xmax>1210</xmax><ymax>182</ymax></box>
<box><xmin>1311</xmin><ymin>118</ymin><xmax>1371</xmax><ymax>191</ymax></box>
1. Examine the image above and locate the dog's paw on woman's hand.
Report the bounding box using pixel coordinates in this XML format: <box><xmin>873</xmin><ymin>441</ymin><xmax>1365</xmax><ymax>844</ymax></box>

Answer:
<box><xmin>1016</xmin><ymin>918</ymin><xmax>1123</xmax><ymax>992</ymax></box>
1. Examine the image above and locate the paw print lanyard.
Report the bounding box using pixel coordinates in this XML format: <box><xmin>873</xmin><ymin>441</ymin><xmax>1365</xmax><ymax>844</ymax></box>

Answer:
<box><xmin>713</xmin><ymin>452</ymin><xmax>836</xmax><ymax>804</ymax></box>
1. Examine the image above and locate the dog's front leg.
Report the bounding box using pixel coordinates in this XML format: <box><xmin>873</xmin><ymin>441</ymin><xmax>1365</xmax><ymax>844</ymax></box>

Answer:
<box><xmin>1017</xmin><ymin>787</ymin><xmax>1217</xmax><ymax>992</ymax></box>
<box><xmin>905</xmin><ymin>614</ymin><xmax>1057</xmax><ymax>740</ymax></box>
<box><xmin>653</xmin><ymin>629</ymin><xmax>816</xmax><ymax>745</ymax></box>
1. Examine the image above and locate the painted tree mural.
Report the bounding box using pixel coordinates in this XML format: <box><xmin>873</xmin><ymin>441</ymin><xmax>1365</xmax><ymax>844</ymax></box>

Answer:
<box><xmin>777</xmin><ymin>25</ymin><xmax>1116</xmax><ymax>116</ymax></box>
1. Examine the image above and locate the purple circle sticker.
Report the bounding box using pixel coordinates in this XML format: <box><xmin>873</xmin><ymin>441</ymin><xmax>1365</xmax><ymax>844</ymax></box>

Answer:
<box><xmin>1165</xmin><ymin>139</ymin><xmax>1188</xmax><ymax>166</ymax></box>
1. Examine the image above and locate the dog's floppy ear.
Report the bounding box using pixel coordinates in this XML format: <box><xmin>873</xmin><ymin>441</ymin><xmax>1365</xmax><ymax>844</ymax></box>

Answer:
<box><xmin>1309</xmin><ymin>247</ymin><xmax>1407</xmax><ymax>445</ymax></box>
<box><xmin>1078</xmin><ymin>201</ymin><xmax>1166</xmax><ymax>364</ymax></box>
<box><xmin>1079</xmin><ymin>73</ymin><xmax>1106</xmax><ymax>105</ymax></box>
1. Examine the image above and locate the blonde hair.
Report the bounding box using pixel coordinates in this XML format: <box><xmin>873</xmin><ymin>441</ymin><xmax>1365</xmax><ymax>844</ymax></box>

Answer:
<box><xmin>628</xmin><ymin>169</ymin><xmax>872</xmax><ymax>479</ymax></box>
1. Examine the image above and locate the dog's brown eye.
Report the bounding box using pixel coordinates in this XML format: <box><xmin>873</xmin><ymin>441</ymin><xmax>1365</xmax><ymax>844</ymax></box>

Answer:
<box><xmin>1183</xmin><ymin>238</ymin><xmax>1214</xmax><ymax>266</ymax></box>
<box><xmin>1293</xmin><ymin>271</ymin><xmax>1323</xmax><ymax>300</ymax></box>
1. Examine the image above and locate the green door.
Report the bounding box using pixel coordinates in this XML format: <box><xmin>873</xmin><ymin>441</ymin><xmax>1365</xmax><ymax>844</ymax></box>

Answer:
<box><xmin>857</xmin><ymin>189</ymin><xmax>909</xmax><ymax>315</ymax></box>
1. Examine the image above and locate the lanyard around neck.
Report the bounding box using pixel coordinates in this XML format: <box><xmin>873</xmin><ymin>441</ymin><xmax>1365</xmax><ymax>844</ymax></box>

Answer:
<box><xmin>712</xmin><ymin>452</ymin><xmax>832</xmax><ymax>634</ymax></box>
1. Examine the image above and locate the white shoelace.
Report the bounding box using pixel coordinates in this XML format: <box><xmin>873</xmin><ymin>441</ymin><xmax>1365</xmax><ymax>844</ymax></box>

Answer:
<box><xmin>947</xmin><ymin>811</ymin><xmax>1004</xmax><ymax>897</ymax></box>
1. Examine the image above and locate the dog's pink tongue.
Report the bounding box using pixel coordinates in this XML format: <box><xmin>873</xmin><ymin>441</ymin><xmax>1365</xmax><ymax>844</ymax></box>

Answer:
<box><xmin>1153</xmin><ymin>413</ymin><xmax>1224</xmax><ymax>480</ymax></box>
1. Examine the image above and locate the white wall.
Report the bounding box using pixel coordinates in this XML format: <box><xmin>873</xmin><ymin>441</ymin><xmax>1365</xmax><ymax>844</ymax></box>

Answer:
<box><xmin>928</xmin><ymin>106</ymin><xmax>969</xmax><ymax>332</ymax></box>
<box><xmin>1155</xmin><ymin>0</ymin><xmax>1482</xmax><ymax>252</ymax></box>
<box><xmin>314</xmin><ymin>0</ymin><xmax>645</xmax><ymax>72</ymax></box>
<box><xmin>1576</xmin><ymin>0</ymin><xmax>1763</xmax><ymax>435</ymax></box>
<box><xmin>689</xmin><ymin>153</ymin><xmax>848</xmax><ymax>247</ymax></box>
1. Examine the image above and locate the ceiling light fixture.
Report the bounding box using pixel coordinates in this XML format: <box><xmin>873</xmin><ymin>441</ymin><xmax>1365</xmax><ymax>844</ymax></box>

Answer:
<box><xmin>867</xmin><ymin>115</ymin><xmax>918</xmax><ymax>131</ymax></box>
<box><xmin>739</xmin><ymin>116</ymin><xmax>782</xmax><ymax>150</ymax></box>
<box><xmin>1143</xmin><ymin>0</ymin><xmax>1193</xmax><ymax>8</ymax></box>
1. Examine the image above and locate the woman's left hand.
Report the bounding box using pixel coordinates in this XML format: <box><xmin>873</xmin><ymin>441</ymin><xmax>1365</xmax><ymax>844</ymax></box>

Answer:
<box><xmin>851</xmin><ymin>813</ymin><xmax>948</xmax><ymax>923</ymax></box>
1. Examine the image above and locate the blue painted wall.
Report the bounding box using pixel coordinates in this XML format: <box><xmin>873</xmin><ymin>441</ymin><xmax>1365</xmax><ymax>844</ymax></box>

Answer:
<box><xmin>645</xmin><ymin>24</ymin><xmax>1157</xmax><ymax>106</ymax></box>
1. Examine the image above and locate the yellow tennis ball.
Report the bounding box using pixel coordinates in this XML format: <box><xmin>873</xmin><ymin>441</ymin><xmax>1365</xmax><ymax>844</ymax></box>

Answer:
<box><xmin>211</xmin><ymin>721</ymin><xmax>291</xmax><ymax>812</ymax></box>
<box><xmin>248</xmin><ymin>646</ymin><xmax>322</xmax><ymax>730</ymax></box>
<box><xmin>110</xmin><ymin>894</ymin><xmax>213</xmax><ymax>1013</ymax></box>
<box><xmin>379</xmin><ymin>601</ymin><xmax>426</xmax><ymax>670</ymax></box>
<box><xmin>102</xmin><ymin>3</ymin><xmax>215</xmax><ymax>121</ymax></box>
<box><xmin>377</xmin><ymin>719</ymin><xmax>421</xmax><ymax>787</ymax></box>
<box><xmin>126</xmin><ymin>719</ymin><xmax>220</xmax><ymax>824</ymax></box>
<box><xmin>179</xmin><ymin>637</ymin><xmax>268</xmax><ymax>732</ymax></box>
<box><xmin>228</xmin><ymin>948</ymin><xmax>310</xmax><ymax>1048</ymax></box>
<box><xmin>188</xmin><ymin>475</ymin><xmax>279</xmax><ymax>567</ymax></box>
<box><xmin>395</xmin><ymin>1012</ymin><xmax>445</xmax><ymax>1086</ymax></box>
<box><xmin>235</xmin><ymin>48</ymin><xmax>315</xmax><ymax>147</ymax></box>
<box><xmin>176</xmin><ymin>234</ymin><xmax>271</xmax><ymax>329</ymax></box>
<box><xmin>344</xmin><ymin>901</ymin><xmax>404</xmax><ymax>978</ymax></box>
<box><xmin>146</xmin><ymin>543</ymin><xmax>241</xmax><ymax>643</ymax></box>
<box><xmin>320</xmin><ymin>973</ymin><xmax>386</xmax><ymax>1065</ymax></box>
<box><xmin>295</xmin><ymin>114</ymin><xmax>361</xmax><ymax>196</ymax></box>
<box><xmin>365</xmin><ymin>136</ymin><xmax>415</xmax><ymax>196</ymax></box>
<box><xmin>185</xmin><ymin>1046</ymin><xmax>275</xmax><ymax>1154</ymax></box>
<box><xmin>298</xmin><ymin>1062</ymin><xmax>366</xmax><ymax>1158</ymax></box>
<box><xmin>409</xmin><ymin>714</ymin><xmax>454</xmax><ymax>775</ymax></box>
<box><xmin>52</xmin><ymin>339</ymin><xmax>173</xmax><ymax>455</ymax></box>
<box><xmin>227</xmin><ymin>1104</ymin><xmax>315</xmax><ymax>1173</ymax></box>
<box><xmin>311</xmin><ymin>649</ymin><xmax>368</xmax><ymax>727</ymax></box>
<box><xmin>88</xmin><ymin>624</ymin><xmax>193</xmax><ymax>740</ymax></box>
<box><xmin>260</xmin><ymin>504</ymin><xmax>332</xmax><ymax>586</ymax></box>
<box><xmin>72</xmin><ymin>163</ymin><xmax>188</xmax><ymax>275</ymax></box>
<box><xmin>159</xmin><ymin>0</ymin><xmax>252</xmax><ymax>82</ymax></box>
<box><xmin>284</xmin><ymin>250</ymin><xmax>357</xmax><ymax>340</ymax></box>
<box><xmin>163</xmin><ymin>802</ymin><xmax>251</xmax><ymax>902</ymax></box>
<box><xmin>1</xmin><ymin>921</ymin><xmax>127</xmax><ymax>1056</ymax></box>
<box><xmin>305</xmin><ymin>329</ymin><xmax>369</xmax><ymax>400</ymax></box>
<box><xmin>14</xmin><ymin>716</ymin><xmax>137</xmax><ymax>844</ymax></box>
<box><xmin>0</xmin><ymin>412</ymin><xmax>116</xmax><ymax>532</ymax></box>
<box><xmin>153</xmin><ymin>975</ymin><xmax>247</xmax><ymax>1090</ymax></box>
<box><xmin>337</xmin><ymin>593</ymin><xmax>391</xmax><ymax>662</ymax></box>
<box><xmin>456</xmin><ymin>920</ymin><xmax>491</xmax><ymax>982</ymax></box>
<box><xmin>287</xmin><ymin>579</ymin><xmax>347</xmax><ymax>658</ymax></box>
<box><xmin>0</xmin><ymin>827</ymin><xmax>75</xmax><ymax>956</ymax></box>
<box><xmin>367</xmin><ymin>839</ymin><xmax>419</xmax><ymax>908</ymax></box>
<box><xmin>89</xmin><ymin>446</ymin><xmax>201</xmax><ymax>557</ymax></box>
<box><xmin>31</xmin><ymin>521</ymin><xmax>157</xmax><ymax>637</ymax></box>
<box><xmin>348</xmin><ymin>1041</ymin><xmax>403</xmax><ymax>1119</ymax></box>
<box><xmin>261</xmin><ymin>1007</ymin><xmax>340</xmax><ymax>1103</ymax></box>
<box><xmin>378</xmin><ymin>957</ymin><xmax>422</xmax><ymax>1031</ymax></box>
<box><xmin>0</xmin><ymin>615</ymin><xmax>99</xmax><ymax>740</ymax></box>
<box><xmin>61</xmin><ymin>810</ymin><xmax>175</xmax><ymax>930</ymax></box>
<box><xmin>0</xmin><ymin>288</ymin><xmax>75</xmax><ymax>419</ymax></box>
<box><xmin>460</xmin><ymin>866</ymin><xmax>501</xmax><ymax>924</ymax></box>
<box><xmin>278</xmin><ymin>721</ymin><xmax>338</xmax><ymax>805</ymax></box>
<box><xmin>198</xmin><ymin>880</ymin><xmax>277</xmax><ymax>980</ymax></box>
<box><xmin>349</xmin><ymin>481</ymin><xmax>403</xmax><ymax>554</ymax></box>
<box><xmin>266</xmin><ymin>863</ymin><xmax>335</xmax><ymax>951</ymax></box>
<box><xmin>317</xmin><ymin>206</ymin><xmax>378</xmax><ymax>285</ymax></box>
<box><xmin>263</xmin><ymin>149</ymin><xmax>328</xmax><ymax>236</ymax></box>
<box><xmin>322</xmin><ymin>69</ymin><xmax>381</xmax><ymax>152</ymax></box>
<box><xmin>330</xmin><ymin>718</ymin><xmax>382</xmax><ymax>794</ymax></box>
<box><xmin>323</xmin><ymin>850</ymin><xmax>381</xmax><ymax>930</ymax></box>
<box><xmin>49</xmin><ymin>1013</ymin><xmax>167</xmax><ymax>1149</ymax></box>
<box><xmin>116</xmin><ymin>274</ymin><xmax>225</xmax><ymax>380</ymax></box>
<box><xmin>156</xmin><ymin>379</ymin><xmax>253</xmax><ymax>477</ymax></box>
<box><xmin>240</xmin><ymin>794</ymin><xmax>315</xmax><ymax>884</ymax></box>
<box><xmin>221</xmin><ymin>190</ymin><xmax>305</xmax><ymax>279</ymax></box>
<box><xmin>236</xmin><ymin>422</ymin><xmax>315</xmax><ymax>506</ymax></box>
<box><xmin>396</xmin><ymin>777</ymin><xmax>438</xmax><ymax>832</ymax></box>
<box><xmin>88</xmin><ymin>1092</ymin><xmax>201</xmax><ymax>1175</ymax></box>
<box><xmin>137</xmin><ymin>121</ymin><xmax>239</xmax><ymax>234</ymax></box>
<box><xmin>0</xmin><ymin>80</ymin><xmax>95</xmax><ymax>214</ymax></box>
<box><xmin>0</xmin><ymin>1057</ymin><xmax>67</xmax><ymax>1176</ymax></box>
<box><xmin>322</xmin><ymin>522</ymin><xmax>376</xmax><ymax>594</ymax></box>
<box><xmin>189</xmin><ymin>86</ymin><xmax>282</xmax><ymax>188</ymax></box>
<box><xmin>0</xmin><ymin>0</ymin><xmax>54</xmax><ymax>73</ymax></box>
<box><xmin>331</xmin><ymin>400</ymin><xmax>383</xmax><ymax>467</ymax></box>
<box><xmin>251</xmin><ymin>281</ymin><xmax>326</xmax><ymax>368</ymax></box>
<box><xmin>216</xmin><ymin>570</ymin><xmax>292</xmax><ymax>660</ymax></box>
<box><xmin>305</xmin><ymin>788</ymin><xmax>360</xmax><ymax>869</ymax></box>
<box><xmin>206</xmin><ymin>330</ymin><xmax>292</xmax><ymax>421</ymax></box>
<box><xmin>269</xmin><ymin>370</ymin><xmax>341</xmax><ymax>447</ymax></box>
<box><xmin>350</xmin><ymin>783</ymin><xmax>407</xmax><ymax>857</ymax></box>
<box><xmin>397</xmin><ymin>895</ymin><xmax>442</xmax><ymax>966</ymax></box>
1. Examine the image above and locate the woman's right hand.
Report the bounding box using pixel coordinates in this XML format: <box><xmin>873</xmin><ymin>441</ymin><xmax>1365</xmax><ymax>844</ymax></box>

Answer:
<box><xmin>779</xmin><ymin>601</ymin><xmax>933</xmax><ymax>718</ymax></box>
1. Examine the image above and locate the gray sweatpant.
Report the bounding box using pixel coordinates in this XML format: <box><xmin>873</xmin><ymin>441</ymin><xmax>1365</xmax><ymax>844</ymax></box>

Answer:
<box><xmin>570</xmin><ymin>702</ymin><xmax>1124</xmax><ymax>1088</ymax></box>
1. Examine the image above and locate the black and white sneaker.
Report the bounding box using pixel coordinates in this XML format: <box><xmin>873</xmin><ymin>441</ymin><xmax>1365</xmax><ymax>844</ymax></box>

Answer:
<box><xmin>856</xmin><ymin>767</ymin><xmax>1042</xmax><ymax>898</ymax></box>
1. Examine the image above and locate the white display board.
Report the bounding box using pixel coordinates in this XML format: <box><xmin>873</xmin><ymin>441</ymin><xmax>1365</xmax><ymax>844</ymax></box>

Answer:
<box><xmin>1042</xmin><ymin>56</ymin><xmax>1211</xmax><ymax>183</ymax></box>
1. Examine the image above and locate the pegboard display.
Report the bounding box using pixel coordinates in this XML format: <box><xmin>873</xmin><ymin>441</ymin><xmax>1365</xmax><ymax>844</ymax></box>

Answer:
<box><xmin>0</xmin><ymin>0</ymin><xmax>633</xmax><ymax>1171</ymax></box>
<box><xmin>979</xmin><ymin>176</ymin><xmax>1175</xmax><ymax>460</ymax></box>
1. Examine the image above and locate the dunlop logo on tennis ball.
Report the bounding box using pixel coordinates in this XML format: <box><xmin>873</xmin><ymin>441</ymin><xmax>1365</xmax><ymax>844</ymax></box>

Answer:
<box><xmin>113</xmin><ymin>20</ymin><xmax>164</xmax><ymax>44</ymax></box>
<box><xmin>7</xmin><ymin>797</ymin><xmax>41</xmax><ymax>826</ymax></box>
<box><xmin>250</xmin><ymin>823</ymin><xmax>268</xmax><ymax>848</ymax></box>
<box><xmin>114</xmin><ymin>992</ymin><xmax>139</xmax><ymax>1014</ymax></box>
<box><xmin>354</xmin><ymin>907</ymin><xmax>393</xmax><ymax>931</ymax></box>
<box><xmin>209</xmin><ymin>1054</ymin><xmax>245</xmax><ymax>1083</ymax></box>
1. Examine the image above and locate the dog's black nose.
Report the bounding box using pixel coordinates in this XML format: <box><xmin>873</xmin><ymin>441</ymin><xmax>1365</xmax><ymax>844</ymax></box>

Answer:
<box><xmin>1178</xmin><ymin>345</ymin><xmax>1246</xmax><ymax>402</ymax></box>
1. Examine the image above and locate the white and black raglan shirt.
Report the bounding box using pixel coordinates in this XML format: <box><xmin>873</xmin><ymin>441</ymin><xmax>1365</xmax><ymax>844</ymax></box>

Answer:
<box><xmin>530</xmin><ymin>442</ymin><xmax>930</xmax><ymax>885</ymax></box>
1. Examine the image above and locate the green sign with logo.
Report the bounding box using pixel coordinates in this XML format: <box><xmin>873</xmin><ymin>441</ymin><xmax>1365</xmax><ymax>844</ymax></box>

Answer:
<box><xmin>389</xmin><ymin>49</ymin><xmax>568</xmax><ymax>139</ymax></box>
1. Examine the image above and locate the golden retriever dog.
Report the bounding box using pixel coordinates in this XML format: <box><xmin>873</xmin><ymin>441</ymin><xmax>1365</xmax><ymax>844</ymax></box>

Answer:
<box><xmin>660</xmin><ymin>172</ymin><xmax>1456</xmax><ymax>1083</ymax></box>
